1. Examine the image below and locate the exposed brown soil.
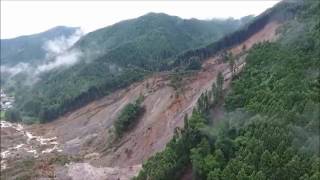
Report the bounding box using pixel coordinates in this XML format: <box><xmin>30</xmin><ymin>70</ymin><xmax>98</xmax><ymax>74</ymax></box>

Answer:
<box><xmin>230</xmin><ymin>21</ymin><xmax>281</xmax><ymax>55</ymax></box>
<box><xmin>1</xmin><ymin>20</ymin><xmax>281</xmax><ymax>180</ymax></box>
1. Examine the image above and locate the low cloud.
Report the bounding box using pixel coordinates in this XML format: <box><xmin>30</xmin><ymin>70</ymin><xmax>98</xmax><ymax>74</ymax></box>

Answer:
<box><xmin>1</xmin><ymin>29</ymin><xmax>84</xmax><ymax>85</ymax></box>
<box><xmin>43</xmin><ymin>29</ymin><xmax>83</xmax><ymax>55</ymax></box>
<box><xmin>1</xmin><ymin>29</ymin><xmax>83</xmax><ymax>77</ymax></box>
<box><xmin>37</xmin><ymin>29</ymin><xmax>83</xmax><ymax>73</ymax></box>
<box><xmin>36</xmin><ymin>49</ymin><xmax>82</xmax><ymax>73</ymax></box>
<box><xmin>1</xmin><ymin>63</ymin><xmax>31</xmax><ymax>76</ymax></box>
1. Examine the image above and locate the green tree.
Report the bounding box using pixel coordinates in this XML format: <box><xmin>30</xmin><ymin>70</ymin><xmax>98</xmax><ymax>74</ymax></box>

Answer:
<box><xmin>229</xmin><ymin>55</ymin><xmax>235</xmax><ymax>78</ymax></box>
<box><xmin>260</xmin><ymin>150</ymin><xmax>272</xmax><ymax>176</ymax></box>
<box><xmin>191</xmin><ymin>138</ymin><xmax>210</xmax><ymax>178</ymax></box>
<box><xmin>5</xmin><ymin>108</ymin><xmax>22</xmax><ymax>122</ymax></box>
<box><xmin>237</xmin><ymin>168</ymin><xmax>249</xmax><ymax>180</ymax></box>
<box><xmin>114</xmin><ymin>98</ymin><xmax>144</xmax><ymax>137</ymax></box>
<box><xmin>187</xmin><ymin>57</ymin><xmax>201</xmax><ymax>70</ymax></box>
<box><xmin>207</xmin><ymin>169</ymin><xmax>222</xmax><ymax>180</ymax></box>
<box><xmin>211</xmin><ymin>82</ymin><xmax>217</xmax><ymax>104</ymax></box>
<box><xmin>217</xmin><ymin>72</ymin><xmax>224</xmax><ymax>99</ymax></box>
<box><xmin>215</xmin><ymin>149</ymin><xmax>226</xmax><ymax>168</ymax></box>
<box><xmin>284</xmin><ymin>155</ymin><xmax>303</xmax><ymax>179</ymax></box>
<box><xmin>252</xmin><ymin>171</ymin><xmax>266</xmax><ymax>180</ymax></box>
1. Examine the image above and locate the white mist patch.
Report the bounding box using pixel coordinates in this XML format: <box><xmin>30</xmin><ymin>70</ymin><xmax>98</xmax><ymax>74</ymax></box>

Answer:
<box><xmin>0</xmin><ymin>63</ymin><xmax>31</xmax><ymax>76</ymax></box>
<box><xmin>1</xmin><ymin>29</ymin><xmax>84</xmax><ymax>79</ymax></box>
<box><xmin>37</xmin><ymin>29</ymin><xmax>84</xmax><ymax>73</ymax></box>
<box><xmin>43</xmin><ymin>29</ymin><xmax>83</xmax><ymax>55</ymax></box>
<box><xmin>36</xmin><ymin>49</ymin><xmax>82</xmax><ymax>73</ymax></box>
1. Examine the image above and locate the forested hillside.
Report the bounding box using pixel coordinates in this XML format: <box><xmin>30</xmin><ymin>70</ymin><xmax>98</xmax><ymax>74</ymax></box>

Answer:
<box><xmin>135</xmin><ymin>0</ymin><xmax>320</xmax><ymax>179</ymax></box>
<box><xmin>9</xmin><ymin>13</ymin><xmax>251</xmax><ymax>123</ymax></box>
<box><xmin>75</xmin><ymin>13</ymin><xmax>250</xmax><ymax>66</ymax></box>
<box><xmin>1</xmin><ymin>26</ymin><xmax>79</xmax><ymax>66</ymax></box>
<box><xmin>1</xmin><ymin>1</ymin><xmax>319</xmax><ymax>179</ymax></box>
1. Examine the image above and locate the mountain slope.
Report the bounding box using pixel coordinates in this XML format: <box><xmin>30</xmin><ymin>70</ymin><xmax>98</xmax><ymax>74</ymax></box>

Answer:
<box><xmin>135</xmin><ymin>0</ymin><xmax>320</xmax><ymax>179</ymax></box>
<box><xmin>2</xmin><ymin>1</ymin><xmax>319</xmax><ymax>179</ymax></box>
<box><xmin>1</xmin><ymin>26</ymin><xmax>80</xmax><ymax>66</ymax></box>
<box><xmin>74</xmin><ymin>13</ymin><xmax>248</xmax><ymax>65</ymax></box>
<box><xmin>0</xmin><ymin>13</ymin><xmax>280</xmax><ymax>179</ymax></box>
<box><xmin>12</xmin><ymin>13</ymin><xmax>251</xmax><ymax>123</ymax></box>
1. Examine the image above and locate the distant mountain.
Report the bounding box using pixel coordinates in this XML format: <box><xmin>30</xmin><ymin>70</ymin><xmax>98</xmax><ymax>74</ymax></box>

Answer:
<box><xmin>1</xmin><ymin>26</ymin><xmax>80</xmax><ymax>66</ymax></box>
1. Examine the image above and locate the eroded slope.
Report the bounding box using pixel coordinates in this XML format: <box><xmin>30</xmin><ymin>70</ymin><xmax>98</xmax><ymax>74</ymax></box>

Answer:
<box><xmin>1</xmin><ymin>20</ymin><xmax>281</xmax><ymax>180</ymax></box>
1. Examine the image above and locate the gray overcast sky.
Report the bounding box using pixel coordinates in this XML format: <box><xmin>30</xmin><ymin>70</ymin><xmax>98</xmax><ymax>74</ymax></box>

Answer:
<box><xmin>1</xmin><ymin>0</ymin><xmax>280</xmax><ymax>39</ymax></box>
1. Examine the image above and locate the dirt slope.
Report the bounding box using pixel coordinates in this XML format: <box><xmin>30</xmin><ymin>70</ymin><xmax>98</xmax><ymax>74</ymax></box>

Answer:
<box><xmin>1</xmin><ymin>20</ymin><xmax>281</xmax><ymax>180</ymax></box>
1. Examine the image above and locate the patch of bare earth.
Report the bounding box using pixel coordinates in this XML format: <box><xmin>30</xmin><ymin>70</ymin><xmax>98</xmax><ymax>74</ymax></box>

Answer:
<box><xmin>0</xmin><ymin>20</ymin><xmax>281</xmax><ymax>180</ymax></box>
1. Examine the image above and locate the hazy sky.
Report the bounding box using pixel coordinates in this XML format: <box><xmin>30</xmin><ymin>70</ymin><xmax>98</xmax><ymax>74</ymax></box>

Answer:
<box><xmin>1</xmin><ymin>1</ymin><xmax>279</xmax><ymax>39</ymax></box>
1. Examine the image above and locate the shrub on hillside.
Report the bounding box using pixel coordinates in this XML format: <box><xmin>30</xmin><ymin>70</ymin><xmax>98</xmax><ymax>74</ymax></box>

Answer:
<box><xmin>114</xmin><ymin>96</ymin><xmax>144</xmax><ymax>137</ymax></box>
